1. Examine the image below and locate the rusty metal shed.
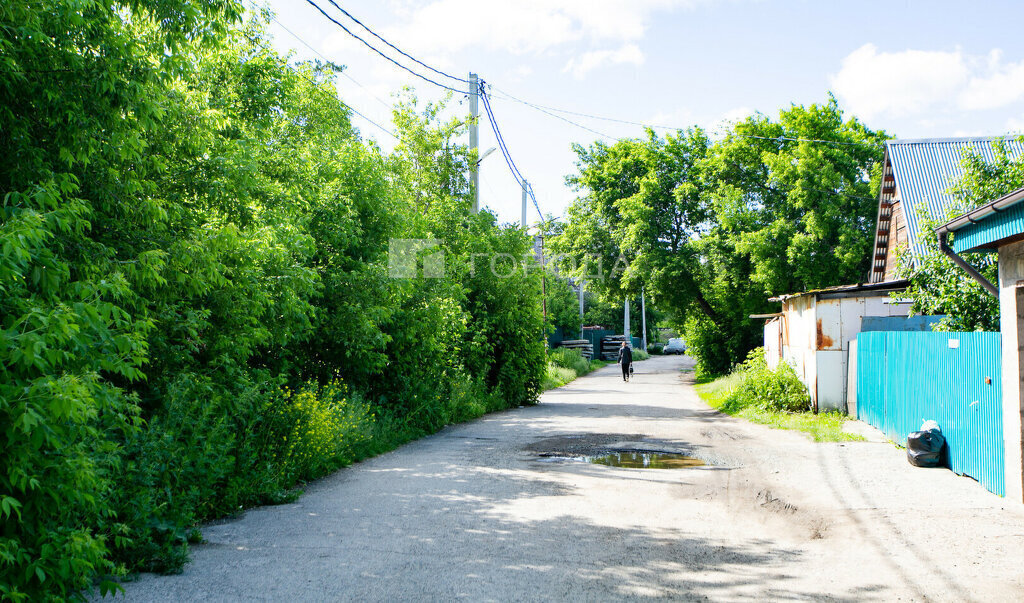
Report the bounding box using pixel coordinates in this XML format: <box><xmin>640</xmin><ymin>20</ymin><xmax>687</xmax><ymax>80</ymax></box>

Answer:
<box><xmin>762</xmin><ymin>280</ymin><xmax>913</xmax><ymax>413</ymax></box>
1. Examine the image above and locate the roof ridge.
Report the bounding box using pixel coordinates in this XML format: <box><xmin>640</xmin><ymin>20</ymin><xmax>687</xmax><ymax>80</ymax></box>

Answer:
<box><xmin>888</xmin><ymin>135</ymin><xmax>1023</xmax><ymax>145</ymax></box>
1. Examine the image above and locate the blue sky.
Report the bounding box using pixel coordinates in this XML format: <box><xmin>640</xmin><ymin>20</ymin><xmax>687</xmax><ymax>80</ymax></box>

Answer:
<box><xmin>253</xmin><ymin>0</ymin><xmax>1024</xmax><ymax>226</ymax></box>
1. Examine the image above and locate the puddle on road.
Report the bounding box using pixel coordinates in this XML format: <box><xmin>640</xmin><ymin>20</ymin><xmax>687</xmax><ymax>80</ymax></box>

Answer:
<box><xmin>585</xmin><ymin>451</ymin><xmax>705</xmax><ymax>469</ymax></box>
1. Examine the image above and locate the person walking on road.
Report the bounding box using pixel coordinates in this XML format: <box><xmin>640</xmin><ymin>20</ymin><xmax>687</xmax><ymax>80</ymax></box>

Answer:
<box><xmin>617</xmin><ymin>341</ymin><xmax>633</xmax><ymax>382</ymax></box>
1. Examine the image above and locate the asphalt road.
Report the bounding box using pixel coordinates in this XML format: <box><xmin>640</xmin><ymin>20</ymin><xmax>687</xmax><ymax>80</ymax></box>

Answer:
<box><xmin>112</xmin><ymin>355</ymin><xmax>1024</xmax><ymax>601</ymax></box>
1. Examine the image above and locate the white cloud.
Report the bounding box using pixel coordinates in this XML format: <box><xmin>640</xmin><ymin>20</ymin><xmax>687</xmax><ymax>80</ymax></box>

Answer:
<box><xmin>829</xmin><ymin>44</ymin><xmax>969</xmax><ymax>120</ymax></box>
<box><xmin>831</xmin><ymin>44</ymin><xmax>1024</xmax><ymax>123</ymax></box>
<box><xmin>563</xmin><ymin>44</ymin><xmax>645</xmax><ymax>79</ymax></box>
<box><xmin>384</xmin><ymin>0</ymin><xmax>688</xmax><ymax>57</ymax></box>
<box><xmin>959</xmin><ymin>50</ymin><xmax>1024</xmax><ymax>111</ymax></box>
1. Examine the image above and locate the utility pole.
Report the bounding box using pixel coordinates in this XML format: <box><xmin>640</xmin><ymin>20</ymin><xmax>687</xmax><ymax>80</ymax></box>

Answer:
<box><xmin>641</xmin><ymin>289</ymin><xmax>648</xmax><ymax>351</ymax></box>
<box><xmin>469</xmin><ymin>72</ymin><xmax>479</xmax><ymax>213</ymax></box>
<box><xmin>540</xmin><ymin>234</ymin><xmax>547</xmax><ymax>326</ymax></box>
<box><xmin>624</xmin><ymin>298</ymin><xmax>631</xmax><ymax>345</ymax></box>
<box><xmin>578</xmin><ymin>279</ymin><xmax>585</xmax><ymax>340</ymax></box>
<box><xmin>521</xmin><ymin>179</ymin><xmax>528</xmax><ymax>228</ymax></box>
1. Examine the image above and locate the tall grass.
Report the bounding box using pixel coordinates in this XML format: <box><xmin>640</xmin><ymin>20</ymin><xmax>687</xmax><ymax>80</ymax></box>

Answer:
<box><xmin>549</xmin><ymin>348</ymin><xmax>591</xmax><ymax>374</ymax></box>
<box><xmin>542</xmin><ymin>348</ymin><xmax>610</xmax><ymax>390</ymax></box>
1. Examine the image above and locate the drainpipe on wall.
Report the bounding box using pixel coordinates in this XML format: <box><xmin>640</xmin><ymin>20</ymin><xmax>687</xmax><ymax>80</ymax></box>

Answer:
<box><xmin>935</xmin><ymin>229</ymin><xmax>998</xmax><ymax>297</ymax></box>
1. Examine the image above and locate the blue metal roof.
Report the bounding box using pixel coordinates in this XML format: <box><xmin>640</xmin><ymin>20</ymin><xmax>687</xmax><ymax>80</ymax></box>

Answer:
<box><xmin>888</xmin><ymin>137</ymin><xmax>1024</xmax><ymax>259</ymax></box>
<box><xmin>945</xmin><ymin>186</ymin><xmax>1024</xmax><ymax>253</ymax></box>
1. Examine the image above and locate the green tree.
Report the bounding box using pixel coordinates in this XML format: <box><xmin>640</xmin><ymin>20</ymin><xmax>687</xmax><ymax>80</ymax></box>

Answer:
<box><xmin>545</xmin><ymin>276</ymin><xmax>583</xmax><ymax>337</ymax></box>
<box><xmin>555</xmin><ymin>97</ymin><xmax>887</xmax><ymax>374</ymax></box>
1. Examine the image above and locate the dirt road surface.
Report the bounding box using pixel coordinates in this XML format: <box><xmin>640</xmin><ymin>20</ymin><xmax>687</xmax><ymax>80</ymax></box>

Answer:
<box><xmin>114</xmin><ymin>355</ymin><xmax>1024</xmax><ymax>601</ymax></box>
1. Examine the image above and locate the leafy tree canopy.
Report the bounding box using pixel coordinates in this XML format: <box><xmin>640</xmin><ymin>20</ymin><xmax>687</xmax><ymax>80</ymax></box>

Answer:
<box><xmin>553</xmin><ymin>96</ymin><xmax>887</xmax><ymax>374</ymax></box>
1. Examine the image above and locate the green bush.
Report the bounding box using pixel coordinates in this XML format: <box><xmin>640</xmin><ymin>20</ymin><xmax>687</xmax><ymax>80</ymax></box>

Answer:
<box><xmin>732</xmin><ymin>348</ymin><xmax>810</xmax><ymax>412</ymax></box>
<box><xmin>695</xmin><ymin>350</ymin><xmax>858</xmax><ymax>443</ymax></box>
<box><xmin>647</xmin><ymin>344</ymin><xmax>664</xmax><ymax>355</ymax></box>
<box><xmin>111</xmin><ymin>374</ymin><xmax>245</xmax><ymax>575</ymax></box>
<box><xmin>631</xmin><ymin>348</ymin><xmax>650</xmax><ymax>361</ymax></box>
<box><xmin>684</xmin><ymin>312</ymin><xmax>763</xmax><ymax>378</ymax></box>
<box><xmin>544</xmin><ymin>348</ymin><xmax>605</xmax><ymax>390</ymax></box>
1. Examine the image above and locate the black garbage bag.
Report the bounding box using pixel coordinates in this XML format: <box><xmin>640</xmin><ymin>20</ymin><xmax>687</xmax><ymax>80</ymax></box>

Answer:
<box><xmin>907</xmin><ymin>422</ymin><xmax>945</xmax><ymax>468</ymax></box>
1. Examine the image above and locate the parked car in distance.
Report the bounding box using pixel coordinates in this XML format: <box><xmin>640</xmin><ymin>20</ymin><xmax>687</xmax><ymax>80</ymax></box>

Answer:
<box><xmin>664</xmin><ymin>338</ymin><xmax>687</xmax><ymax>354</ymax></box>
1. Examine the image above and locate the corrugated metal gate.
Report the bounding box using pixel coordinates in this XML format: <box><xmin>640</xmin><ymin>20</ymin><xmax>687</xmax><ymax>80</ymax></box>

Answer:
<box><xmin>856</xmin><ymin>331</ymin><xmax>1004</xmax><ymax>496</ymax></box>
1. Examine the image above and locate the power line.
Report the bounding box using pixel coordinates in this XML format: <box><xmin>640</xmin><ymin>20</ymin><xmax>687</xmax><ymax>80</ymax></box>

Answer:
<box><xmin>479</xmin><ymin>82</ymin><xmax>524</xmax><ymax>187</ymax></box>
<box><xmin>303</xmin><ymin>0</ymin><xmax>463</xmax><ymax>94</ymax></box>
<box><xmin>487</xmin><ymin>85</ymin><xmax>619</xmax><ymax>142</ymax></box>
<box><xmin>322</xmin><ymin>0</ymin><xmax>469</xmax><ymax>85</ymax></box>
<box><xmin>254</xmin><ymin>4</ymin><xmax>884</xmax><ymax>155</ymax></box>
<box><xmin>527</xmin><ymin>182</ymin><xmax>543</xmax><ymax>222</ymax></box>
<box><xmin>276</xmin><ymin>2</ymin><xmax>544</xmax><ymax>216</ymax></box>
<box><xmin>283</xmin><ymin>62</ymin><xmax>396</xmax><ymax>139</ymax></box>
<box><xmin>479</xmin><ymin>83</ymin><xmax>521</xmax><ymax>183</ymax></box>
<box><xmin>253</xmin><ymin>0</ymin><xmax>874</xmax><ymax>220</ymax></box>
<box><xmin>479</xmin><ymin>81</ymin><xmax>544</xmax><ymax>221</ymax></box>
<box><xmin>251</xmin><ymin>0</ymin><xmax>392</xmax><ymax>110</ymax></box>
<box><xmin>483</xmin><ymin>87</ymin><xmax>525</xmax><ymax>185</ymax></box>
<box><xmin>489</xmin><ymin>85</ymin><xmax>671</xmax><ymax>132</ymax></box>
<box><xmin>489</xmin><ymin>84</ymin><xmax>882</xmax><ymax>148</ymax></box>
<box><xmin>331</xmin><ymin>90</ymin><xmax>397</xmax><ymax>139</ymax></box>
<box><xmin>719</xmin><ymin>131</ymin><xmax>883</xmax><ymax>148</ymax></box>
<box><xmin>240</xmin><ymin>7</ymin><xmax>397</xmax><ymax>139</ymax></box>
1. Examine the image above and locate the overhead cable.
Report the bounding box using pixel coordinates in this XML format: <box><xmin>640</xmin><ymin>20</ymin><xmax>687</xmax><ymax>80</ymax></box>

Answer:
<box><xmin>292</xmin><ymin>3</ymin><xmax>553</xmax><ymax>215</ymax></box>
<box><xmin>479</xmin><ymin>82</ymin><xmax>545</xmax><ymax>221</ymax></box>
<box><xmin>322</xmin><ymin>0</ymin><xmax>469</xmax><ymax>85</ymax></box>
<box><xmin>719</xmin><ymin>132</ymin><xmax>883</xmax><ymax>148</ymax></box>
<box><xmin>486</xmin><ymin>85</ymin><xmax>619</xmax><ymax>142</ymax></box>
<box><xmin>303</xmin><ymin>0</ymin><xmax>463</xmax><ymax>93</ymax></box>
<box><xmin>251</xmin><ymin>0</ymin><xmax>392</xmax><ymax>110</ymax></box>
<box><xmin>490</xmin><ymin>84</ymin><xmax>881</xmax><ymax>148</ymax></box>
<box><xmin>490</xmin><ymin>85</ymin><xmax>673</xmax><ymax>131</ymax></box>
<box><xmin>527</xmin><ymin>182</ymin><xmax>543</xmax><ymax>221</ymax></box>
<box><xmin>242</xmin><ymin>3</ymin><xmax>397</xmax><ymax>138</ymax></box>
<box><xmin>479</xmin><ymin>82</ymin><xmax>524</xmax><ymax>187</ymax></box>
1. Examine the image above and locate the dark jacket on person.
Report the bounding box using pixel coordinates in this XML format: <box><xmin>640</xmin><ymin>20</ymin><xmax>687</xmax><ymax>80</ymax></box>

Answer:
<box><xmin>617</xmin><ymin>346</ymin><xmax>633</xmax><ymax>365</ymax></box>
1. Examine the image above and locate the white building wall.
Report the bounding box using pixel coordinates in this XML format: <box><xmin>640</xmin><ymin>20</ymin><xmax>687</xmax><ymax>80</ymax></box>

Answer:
<box><xmin>764</xmin><ymin>318</ymin><xmax>782</xmax><ymax>370</ymax></box>
<box><xmin>814</xmin><ymin>298</ymin><xmax>842</xmax><ymax>411</ymax></box>
<box><xmin>998</xmin><ymin>240</ymin><xmax>1024</xmax><ymax>503</ymax></box>
<box><xmin>815</xmin><ymin>350</ymin><xmax>845</xmax><ymax>411</ymax></box>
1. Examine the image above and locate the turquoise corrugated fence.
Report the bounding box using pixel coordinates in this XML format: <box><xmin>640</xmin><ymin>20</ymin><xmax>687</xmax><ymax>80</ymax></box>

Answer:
<box><xmin>856</xmin><ymin>331</ymin><xmax>1004</xmax><ymax>496</ymax></box>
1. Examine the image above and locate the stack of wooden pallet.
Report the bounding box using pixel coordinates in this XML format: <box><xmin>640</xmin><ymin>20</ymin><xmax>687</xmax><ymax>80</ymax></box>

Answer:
<box><xmin>600</xmin><ymin>335</ymin><xmax>629</xmax><ymax>360</ymax></box>
<box><xmin>557</xmin><ymin>339</ymin><xmax>594</xmax><ymax>360</ymax></box>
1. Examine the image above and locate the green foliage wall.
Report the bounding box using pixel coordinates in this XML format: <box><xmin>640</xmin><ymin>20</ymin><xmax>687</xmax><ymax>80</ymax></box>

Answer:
<box><xmin>0</xmin><ymin>3</ymin><xmax>545</xmax><ymax>598</ymax></box>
